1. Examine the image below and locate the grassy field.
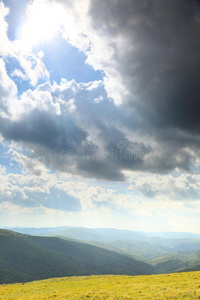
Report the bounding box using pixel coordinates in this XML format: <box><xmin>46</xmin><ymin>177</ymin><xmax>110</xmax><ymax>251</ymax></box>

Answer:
<box><xmin>0</xmin><ymin>271</ymin><xmax>200</xmax><ymax>299</ymax></box>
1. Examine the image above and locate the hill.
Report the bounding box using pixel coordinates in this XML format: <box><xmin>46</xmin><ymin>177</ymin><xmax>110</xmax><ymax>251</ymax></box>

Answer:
<box><xmin>4</xmin><ymin>227</ymin><xmax>200</xmax><ymax>276</ymax></box>
<box><xmin>35</xmin><ymin>227</ymin><xmax>200</xmax><ymax>263</ymax></box>
<box><xmin>0</xmin><ymin>230</ymin><xmax>154</xmax><ymax>284</ymax></box>
<box><xmin>7</xmin><ymin>227</ymin><xmax>200</xmax><ymax>257</ymax></box>
<box><xmin>7</xmin><ymin>226</ymin><xmax>200</xmax><ymax>240</ymax></box>
<box><xmin>0</xmin><ymin>271</ymin><xmax>200</xmax><ymax>299</ymax></box>
<box><xmin>150</xmin><ymin>250</ymin><xmax>200</xmax><ymax>274</ymax></box>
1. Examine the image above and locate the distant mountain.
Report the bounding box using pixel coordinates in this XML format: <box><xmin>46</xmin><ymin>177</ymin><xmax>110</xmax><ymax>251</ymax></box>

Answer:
<box><xmin>36</xmin><ymin>227</ymin><xmax>146</xmax><ymax>242</ymax></box>
<box><xmin>173</xmin><ymin>241</ymin><xmax>200</xmax><ymax>252</ymax></box>
<box><xmin>138</xmin><ymin>231</ymin><xmax>200</xmax><ymax>239</ymax></box>
<box><xmin>150</xmin><ymin>250</ymin><xmax>200</xmax><ymax>274</ymax></box>
<box><xmin>37</xmin><ymin>228</ymin><xmax>200</xmax><ymax>257</ymax></box>
<box><xmin>0</xmin><ymin>230</ymin><xmax>155</xmax><ymax>284</ymax></box>
<box><xmin>109</xmin><ymin>240</ymin><xmax>172</xmax><ymax>260</ymax></box>
<box><xmin>4</xmin><ymin>226</ymin><xmax>72</xmax><ymax>235</ymax></box>
<box><xmin>6</xmin><ymin>226</ymin><xmax>200</xmax><ymax>242</ymax></box>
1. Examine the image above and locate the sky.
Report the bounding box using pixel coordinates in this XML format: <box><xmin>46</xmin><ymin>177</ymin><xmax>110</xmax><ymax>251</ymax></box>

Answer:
<box><xmin>0</xmin><ymin>0</ymin><xmax>200</xmax><ymax>232</ymax></box>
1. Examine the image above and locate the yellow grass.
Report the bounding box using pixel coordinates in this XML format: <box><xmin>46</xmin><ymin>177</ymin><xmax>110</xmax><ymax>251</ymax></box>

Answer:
<box><xmin>0</xmin><ymin>271</ymin><xmax>200</xmax><ymax>299</ymax></box>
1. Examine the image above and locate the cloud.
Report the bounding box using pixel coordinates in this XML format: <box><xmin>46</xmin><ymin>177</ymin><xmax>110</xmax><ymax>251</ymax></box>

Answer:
<box><xmin>44</xmin><ymin>0</ymin><xmax>200</xmax><ymax>175</ymax></box>
<box><xmin>0</xmin><ymin>2</ymin><xmax>10</xmax><ymax>56</ymax></box>
<box><xmin>0</xmin><ymin>68</ymin><xmax>198</xmax><ymax>181</ymax></box>
<box><xmin>1</xmin><ymin>0</ymin><xmax>200</xmax><ymax>183</ymax></box>
<box><xmin>86</xmin><ymin>0</ymin><xmax>200</xmax><ymax>144</ymax></box>
<box><xmin>10</xmin><ymin>150</ymin><xmax>50</xmax><ymax>176</ymax></box>
<box><xmin>130</xmin><ymin>173</ymin><xmax>200</xmax><ymax>201</ymax></box>
<box><xmin>0</xmin><ymin>161</ymin><xmax>82</xmax><ymax>212</ymax></box>
<box><xmin>0</xmin><ymin>58</ymin><xmax>17</xmax><ymax>115</ymax></box>
<box><xmin>0</xmin><ymin>70</ymin><xmax>148</xmax><ymax>181</ymax></box>
<box><xmin>0</xmin><ymin>2</ymin><xmax>49</xmax><ymax>86</ymax></box>
<box><xmin>2</xmin><ymin>0</ymin><xmax>200</xmax><ymax>232</ymax></box>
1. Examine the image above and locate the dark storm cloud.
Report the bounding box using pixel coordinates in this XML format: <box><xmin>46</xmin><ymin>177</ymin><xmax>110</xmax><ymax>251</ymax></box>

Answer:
<box><xmin>1</xmin><ymin>109</ymin><xmax>88</xmax><ymax>151</ymax></box>
<box><xmin>0</xmin><ymin>79</ymin><xmax>198</xmax><ymax>181</ymax></box>
<box><xmin>89</xmin><ymin>0</ymin><xmax>200</xmax><ymax>133</ymax></box>
<box><xmin>76</xmin><ymin>0</ymin><xmax>200</xmax><ymax>176</ymax></box>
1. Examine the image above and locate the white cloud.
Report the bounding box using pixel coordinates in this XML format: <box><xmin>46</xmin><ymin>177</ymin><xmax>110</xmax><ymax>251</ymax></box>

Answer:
<box><xmin>10</xmin><ymin>150</ymin><xmax>50</xmax><ymax>176</ymax></box>
<box><xmin>0</xmin><ymin>165</ymin><xmax>6</xmax><ymax>175</ymax></box>
<box><xmin>19</xmin><ymin>86</ymin><xmax>62</xmax><ymax>116</ymax></box>
<box><xmin>1</xmin><ymin>148</ymin><xmax>200</xmax><ymax>231</ymax></box>
<box><xmin>130</xmin><ymin>173</ymin><xmax>200</xmax><ymax>201</ymax></box>
<box><xmin>0</xmin><ymin>2</ymin><xmax>49</xmax><ymax>86</ymax></box>
<box><xmin>11</xmin><ymin>46</ymin><xmax>49</xmax><ymax>86</ymax></box>
<box><xmin>64</xmin><ymin>98</ymin><xmax>76</xmax><ymax>113</ymax></box>
<box><xmin>0</xmin><ymin>58</ymin><xmax>17</xmax><ymax>117</ymax></box>
<box><xmin>11</xmin><ymin>68</ymin><xmax>27</xmax><ymax>80</ymax></box>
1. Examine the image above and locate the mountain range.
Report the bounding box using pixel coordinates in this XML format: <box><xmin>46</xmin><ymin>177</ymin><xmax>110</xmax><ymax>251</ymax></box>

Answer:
<box><xmin>1</xmin><ymin>226</ymin><xmax>200</xmax><ymax>284</ymax></box>
<box><xmin>0</xmin><ymin>229</ymin><xmax>154</xmax><ymax>284</ymax></box>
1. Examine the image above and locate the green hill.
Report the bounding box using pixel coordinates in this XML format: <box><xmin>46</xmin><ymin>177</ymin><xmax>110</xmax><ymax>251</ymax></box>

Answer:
<box><xmin>0</xmin><ymin>230</ymin><xmax>154</xmax><ymax>284</ymax></box>
<box><xmin>150</xmin><ymin>250</ymin><xmax>200</xmax><ymax>273</ymax></box>
<box><xmin>0</xmin><ymin>271</ymin><xmax>200</xmax><ymax>299</ymax></box>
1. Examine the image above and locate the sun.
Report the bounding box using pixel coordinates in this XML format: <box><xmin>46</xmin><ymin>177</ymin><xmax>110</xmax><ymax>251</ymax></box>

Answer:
<box><xmin>20</xmin><ymin>1</ymin><xmax>65</xmax><ymax>45</ymax></box>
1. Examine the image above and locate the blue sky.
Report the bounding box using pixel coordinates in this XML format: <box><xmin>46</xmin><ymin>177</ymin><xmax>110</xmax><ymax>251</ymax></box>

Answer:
<box><xmin>0</xmin><ymin>0</ymin><xmax>200</xmax><ymax>232</ymax></box>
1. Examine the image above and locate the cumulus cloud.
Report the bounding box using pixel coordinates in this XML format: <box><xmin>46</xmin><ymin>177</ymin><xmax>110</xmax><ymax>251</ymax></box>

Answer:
<box><xmin>0</xmin><ymin>69</ymin><xmax>150</xmax><ymax>181</ymax></box>
<box><xmin>0</xmin><ymin>162</ymin><xmax>82</xmax><ymax>212</ymax></box>
<box><xmin>10</xmin><ymin>150</ymin><xmax>50</xmax><ymax>176</ymax></box>
<box><xmin>43</xmin><ymin>0</ymin><xmax>200</xmax><ymax>176</ymax></box>
<box><xmin>86</xmin><ymin>0</ymin><xmax>200</xmax><ymax>128</ymax></box>
<box><xmin>0</xmin><ymin>67</ymin><xmax>199</xmax><ymax>181</ymax></box>
<box><xmin>1</xmin><ymin>0</ymin><xmax>200</xmax><ymax>186</ymax></box>
<box><xmin>0</xmin><ymin>58</ymin><xmax>17</xmax><ymax>116</ymax></box>
<box><xmin>2</xmin><ymin>0</ymin><xmax>200</xmax><ymax>232</ymax></box>
<box><xmin>130</xmin><ymin>173</ymin><xmax>200</xmax><ymax>201</ymax></box>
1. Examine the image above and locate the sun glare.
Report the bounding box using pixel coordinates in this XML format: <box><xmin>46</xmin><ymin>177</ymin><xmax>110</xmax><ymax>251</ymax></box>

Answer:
<box><xmin>20</xmin><ymin>2</ymin><xmax>65</xmax><ymax>45</ymax></box>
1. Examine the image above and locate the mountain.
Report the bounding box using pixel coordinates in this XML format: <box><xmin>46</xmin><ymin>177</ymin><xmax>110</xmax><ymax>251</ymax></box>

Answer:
<box><xmin>35</xmin><ymin>227</ymin><xmax>200</xmax><ymax>259</ymax></box>
<box><xmin>173</xmin><ymin>241</ymin><xmax>200</xmax><ymax>252</ymax></box>
<box><xmin>0</xmin><ymin>229</ymin><xmax>155</xmax><ymax>284</ymax></box>
<box><xmin>150</xmin><ymin>250</ymin><xmax>200</xmax><ymax>274</ymax></box>
<box><xmin>36</xmin><ymin>227</ymin><xmax>146</xmax><ymax>242</ymax></box>
<box><xmin>108</xmin><ymin>240</ymin><xmax>172</xmax><ymax>260</ymax></box>
<box><xmin>4</xmin><ymin>226</ymin><xmax>71</xmax><ymax>235</ymax></box>
<box><xmin>5</xmin><ymin>226</ymin><xmax>200</xmax><ymax>270</ymax></box>
<box><xmin>7</xmin><ymin>226</ymin><xmax>200</xmax><ymax>241</ymax></box>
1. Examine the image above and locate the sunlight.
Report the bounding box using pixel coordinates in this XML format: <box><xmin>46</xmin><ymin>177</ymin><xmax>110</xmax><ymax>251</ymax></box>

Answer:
<box><xmin>20</xmin><ymin>1</ymin><xmax>65</xmax><ymax>45</ymax></box>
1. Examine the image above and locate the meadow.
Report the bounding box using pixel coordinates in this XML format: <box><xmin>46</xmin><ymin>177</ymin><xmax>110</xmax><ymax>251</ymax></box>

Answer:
<box><xmin>0</xmin><ymin>271</ymin><xmax>200</xmax><ymax>299</ymax></box>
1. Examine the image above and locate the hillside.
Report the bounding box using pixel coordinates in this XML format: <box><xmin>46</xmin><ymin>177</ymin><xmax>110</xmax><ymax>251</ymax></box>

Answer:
<box><xmin>0</xmin><ymin>271</ymin><xmax>200</xmax><ymax>299</ymax></box>
<box><xmin>4</xmin><ymin>227</ymin><xmax>200</xmax><ymax>277</ymax></box>
<box><xmin>150</xmin><ymin>250</ymin><xmax>200</xmax><ymax>274</ymax></box>
<box><xmin>0</xmin><ymin>230</ymin><xmax>154</xmax><ymax>284</ymax></box>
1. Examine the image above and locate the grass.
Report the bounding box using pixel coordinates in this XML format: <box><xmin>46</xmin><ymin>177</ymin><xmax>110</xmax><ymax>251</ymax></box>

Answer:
<box><xmin>0</xmin><ymin>271</ymin><xmax>200</xmax><ymax>299</ymax></box>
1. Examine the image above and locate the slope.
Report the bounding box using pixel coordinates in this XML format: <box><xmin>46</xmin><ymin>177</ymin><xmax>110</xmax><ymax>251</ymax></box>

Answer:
<box><xmin>0</xmin><ymin>271</ymin><xmax>200</xmax><ymax>299</ymax></box>
<box><xmin>0</xmin><ymin>230</ymin><xmax>155</xmax><ymax>284</ymax></box>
